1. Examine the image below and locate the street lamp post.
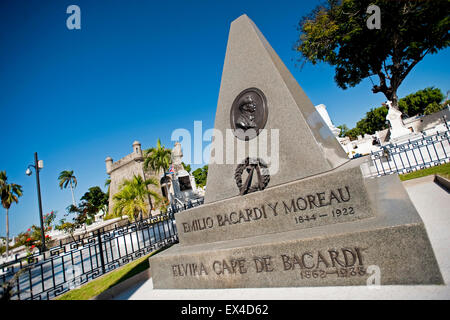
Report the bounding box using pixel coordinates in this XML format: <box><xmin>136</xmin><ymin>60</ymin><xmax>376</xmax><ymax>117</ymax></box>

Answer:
<box><xmin>26</xmin><ymin>152</ymin><xmax>46</xmax><ymax>253</ymax></box>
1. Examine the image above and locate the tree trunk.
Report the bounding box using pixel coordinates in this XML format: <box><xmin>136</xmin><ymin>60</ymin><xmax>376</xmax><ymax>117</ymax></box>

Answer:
<box><xmin>5</xmin><ymin>208</ymin><xmax>9</xmax><ymax>257</ymax></box>
<box><xmin>141</xmin><ymin>168</ymin><xmax>153</xmax><ymax>212</ymax></box>
<box><xmin>389</xmin><ymin>87</ymin><xmax>399</xmax><ymax>111</ymax></box>
<box><xmin>391</xmin><ymin>95</ymin><xmax>399</xmax><ymax>110</ymax></box>
<box><xmin>373</xmin><ymin>70</ymin><xmax>400</xmax><ymax>111</ymax></box>
<box><xmin>377</xmin><ymin>86</ymin><xmax>399</xmax><ymax>111</ymax></box>
<box><xmin>70</xmin><ymin>180</ymin><xmax>76</xmax><ymax>206</ymax></box>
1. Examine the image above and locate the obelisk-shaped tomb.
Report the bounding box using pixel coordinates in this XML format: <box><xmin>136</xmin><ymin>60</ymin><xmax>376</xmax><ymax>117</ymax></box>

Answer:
<box><xmin>204</xmin><ymin>14</ymin><xmax>349</xmax><ymax>204</ymax></box>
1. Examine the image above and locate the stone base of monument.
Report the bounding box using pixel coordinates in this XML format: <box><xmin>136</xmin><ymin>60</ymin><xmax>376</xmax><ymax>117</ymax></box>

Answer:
<box><xmin>150</xmin><ymin>173</ymin><xmax>443</xmax><ymax>288</ymax></box>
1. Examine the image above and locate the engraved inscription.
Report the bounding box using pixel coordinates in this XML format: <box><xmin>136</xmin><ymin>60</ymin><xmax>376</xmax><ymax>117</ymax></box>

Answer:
<box><xmin>294</xmin><ymin>207</ymin><xmax>355</xmax><ymax>224</ymax></box>
<box><xmin>182</xmin><ymin>185</ymin><xmax>354</xmax><ymax>234</ymax></box>
<box><xmin>169</xmin><ymin>247</ymin><xmax>368</xmax><ymax>281</ymax></box>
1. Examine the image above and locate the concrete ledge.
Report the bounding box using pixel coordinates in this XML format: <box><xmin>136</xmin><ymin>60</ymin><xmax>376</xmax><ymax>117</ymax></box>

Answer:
<box><xmin>401</xmin><ymin>174</ymin><xmax>435</xmax><ymax>187</ymax></box>
<box><xmin>401</xmin><ymin>174</ymin><xmax>450</xmax><ymax>193</ymax></box>
<box><xmin>91</xmin><ymin>268</ymin><xmax>151</xmax><ymax>300</ymax></box>
<box><xmin>434</xmin><ymin>174</ymin><xmax>450</xmax><ymax>192</ymax></box>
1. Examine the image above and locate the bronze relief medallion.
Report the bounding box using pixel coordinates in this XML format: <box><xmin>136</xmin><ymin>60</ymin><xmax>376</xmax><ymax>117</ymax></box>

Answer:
<box><xmin>230</xmin><ymin>88</ymin><xmax>268</xmax><ymax>141</ymax></box>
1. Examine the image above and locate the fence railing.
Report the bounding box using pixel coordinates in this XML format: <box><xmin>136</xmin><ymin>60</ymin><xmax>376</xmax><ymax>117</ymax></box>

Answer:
<box><xmin>0</xmin><ymin>198</ymin><xmax>203</xmax><ymax>300</ymax></box>
<box><xmin>370</xmin><ymin>128</ymin><xmax>450</xmax><ymax>176</ymax></box>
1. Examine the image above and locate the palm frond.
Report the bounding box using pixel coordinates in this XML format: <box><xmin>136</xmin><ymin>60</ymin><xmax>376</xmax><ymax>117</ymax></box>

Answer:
<box><xmin>1</xmin><ymin>181</ymin><xmax>23</xmax><ymax>210</ymax></box>
<box><xmin>144</xmin><ymin>177</ymin><xmax>159</xmax><ymax>187</ymax></box>
<box><xmin>0</xmin><ymin>171</ymin><xmax>7</xmax><ymax>184</ymax></box>
<box><xmin>111</xmin><ymin>174</ymin><xmax>157</xmax><ymax>221</ymax></box>
<box><xmin>11</xmin><ymin>183</ymin><xmax>23</xmax><ymax>197</ymax></box>
<box><xmin>72</xmin><ymin>176</ymin><xmax>77</xmax><ymax>188</ymax></box>
<box><xmin>142</xmin><ymin>138</ymin><xmax>172</xmax><ymax>174</ymax></box>
<box><xmin>58</xmin><ymin>170</ymin><xmax>77</xmax><ymax>190</ymax></box>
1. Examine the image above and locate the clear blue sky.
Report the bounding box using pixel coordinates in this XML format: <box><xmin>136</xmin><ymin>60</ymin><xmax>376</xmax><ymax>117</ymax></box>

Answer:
<box><xmin>1</xmin><ymin>0</ymin><xmax>449</xmax><ymax>237</ymax></box>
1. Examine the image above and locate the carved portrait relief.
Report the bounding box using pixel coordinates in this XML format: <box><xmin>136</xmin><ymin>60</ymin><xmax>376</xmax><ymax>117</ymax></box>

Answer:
<box><xmin>230</xmin><ymin>88</ymin><xmax>268</xmax><ymax>141</ymax></box>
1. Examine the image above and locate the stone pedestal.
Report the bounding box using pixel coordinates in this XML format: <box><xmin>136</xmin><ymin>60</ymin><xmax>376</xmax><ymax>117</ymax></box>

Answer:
<box><xmin>150</xmin><ymin>173</ymin><xmax>443</xmax><ymax>288</ymax></box>
<box><xmin>175</xmin><ymin>166</ymin><xmax>374</xmax><ymax>246</ymax></box>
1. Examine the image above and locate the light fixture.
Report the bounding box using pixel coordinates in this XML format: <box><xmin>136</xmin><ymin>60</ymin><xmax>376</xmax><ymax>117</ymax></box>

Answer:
<box><xmin>25</xmin><ymin>152</ymin><xmax>46</xmax><ymax>252</ymax></box>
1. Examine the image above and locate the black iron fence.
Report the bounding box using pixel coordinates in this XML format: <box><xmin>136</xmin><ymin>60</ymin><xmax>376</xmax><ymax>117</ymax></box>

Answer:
<box><xmin>0</xmin><ymin>199</ymin><xmax>203</xmax><ymax>300</ymax></box>
<box><xmin>370</xmin><ymin>129</ymin><xmax>450</xmax><ymax>176</ymax></box>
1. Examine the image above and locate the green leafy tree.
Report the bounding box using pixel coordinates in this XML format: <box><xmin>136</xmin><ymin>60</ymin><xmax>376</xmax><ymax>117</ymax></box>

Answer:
<box><xmin>341</xmin><ymin>105</ymin><xmax>388</xmax><ymax>140</ymax></box>
<box><xmin>56</xmin><ymin>201</ymin><xmax>100</xmax><ymax>242</ymax></box>
<box><xmin>143</xmin><ymin>139</ymin><xmax>172</xmax><ymax>175</ymax></box>
<box><xmin>0</xmin><ymin>171</ymin><xmax>23</xmax><ymax>256</ymax></box>
<box><xmin>54</xmin><ymin>218</ymin><xmax>79</xmax><ymax>243</ymax></box>
<box><xmin>55</xmin><ymin>218</ymin><xmax>82</xmax><ymax>243</ymax></box>
<box><xmin>398</xmin><ymin>87</ymin><xmax>445</xmax><ymax>116</ymax></box>
<box><xmin>358</xmin><ymin>105</ymin><xmax>389</xmax><ymax>134</ymax></box>
<box><xmin>337</xmin><ymin>124</ymin><xmax>349</xmax><ymax>138</ymax></box>
<box><xmin>80</xmin><ymin>186</ymin><xmax>108</xmax><ymax>214</ymax></box>
<box><xmin>68</xmin><ymin>202</ymin><xmax>97</xmax><ymax>227</ymax></box>
<box><xmin>339</xmin><ymin>87</ymin><xmax>446</xmax><ymax>140</ymax></box>
<box><xmin>182</xmin><ymin>162</ymin><xmax>191</xmax><ymax>173</ymax></box>
<box><xmin>424</xmin><ymin>102</ymin><xmax>445</xmax><ymax>115</ymax></box>
<box><xmin>192</xmin><ymin>165</ymin><xmax>208</xmax><ymax>188</ymax></box>
<box><xmin>54</xmin><ymin>218</ymin><xmax>67</xmax><ymax>232</ymax></box>
<box><xmin>345</xmin><ymin>127</ymin><xmax>363</xmax><ymax>141</ymax></box>
<box><xmin>295</xmin><ymin>0</ymin><xmax>449</xmax><ymax>109</ymax></box>
<box><xmin>111</xmin><ymin>175</ymin><xmax>162</xmax><ymax>222</ymax></box>
<box><xmin>58</xmin><ymin>170</ymin><xmax>78</xmax><ymax>206</ymax></box>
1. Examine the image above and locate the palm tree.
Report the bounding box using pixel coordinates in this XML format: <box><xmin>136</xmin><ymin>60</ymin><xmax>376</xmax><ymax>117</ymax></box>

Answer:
<box><xmin>143</xmin><ymin>139</ymin><xmax>172</xmax><ymax>176</ymax></box>
<box><xmin>143</xmin><ymin>139</ymin><xmax>171</xmax><ymax>211</ymax></box>
<box><xmin>58</xmin><ymin>170</ymin><xmax>77</xmax><ymax>206</ymax></box>
<box><xmin>105</xmin><ymin>178</ymin><xmax>111</xmax><ymax>193</ymax></box>
<box><xmin>105</xmin><ymin>178</ymin><xmax>111</xmax><ymax>212</ymax></box>
<box><xmin>112</xmin><ymin>175</ymin><xmax>161</xmax><ymax>221</ymax></box>
<box><xmin>0</xmin><ymin>171</ymin><xmax>23</xmax><ymax>257</ymax></box>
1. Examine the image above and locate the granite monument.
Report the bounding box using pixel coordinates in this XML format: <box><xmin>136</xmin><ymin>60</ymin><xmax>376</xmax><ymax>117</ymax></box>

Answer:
<box><xmin>149</xmin><ymin>15</ymin><xmax>443</xmax><ymax>288</ymax></box>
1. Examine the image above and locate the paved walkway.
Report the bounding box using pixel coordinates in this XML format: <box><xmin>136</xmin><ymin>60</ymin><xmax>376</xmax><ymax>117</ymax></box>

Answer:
<box><xmin>114</xmin><ymin>177</ymin><xmax>450</xmax><ymax>300</ymax></box>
